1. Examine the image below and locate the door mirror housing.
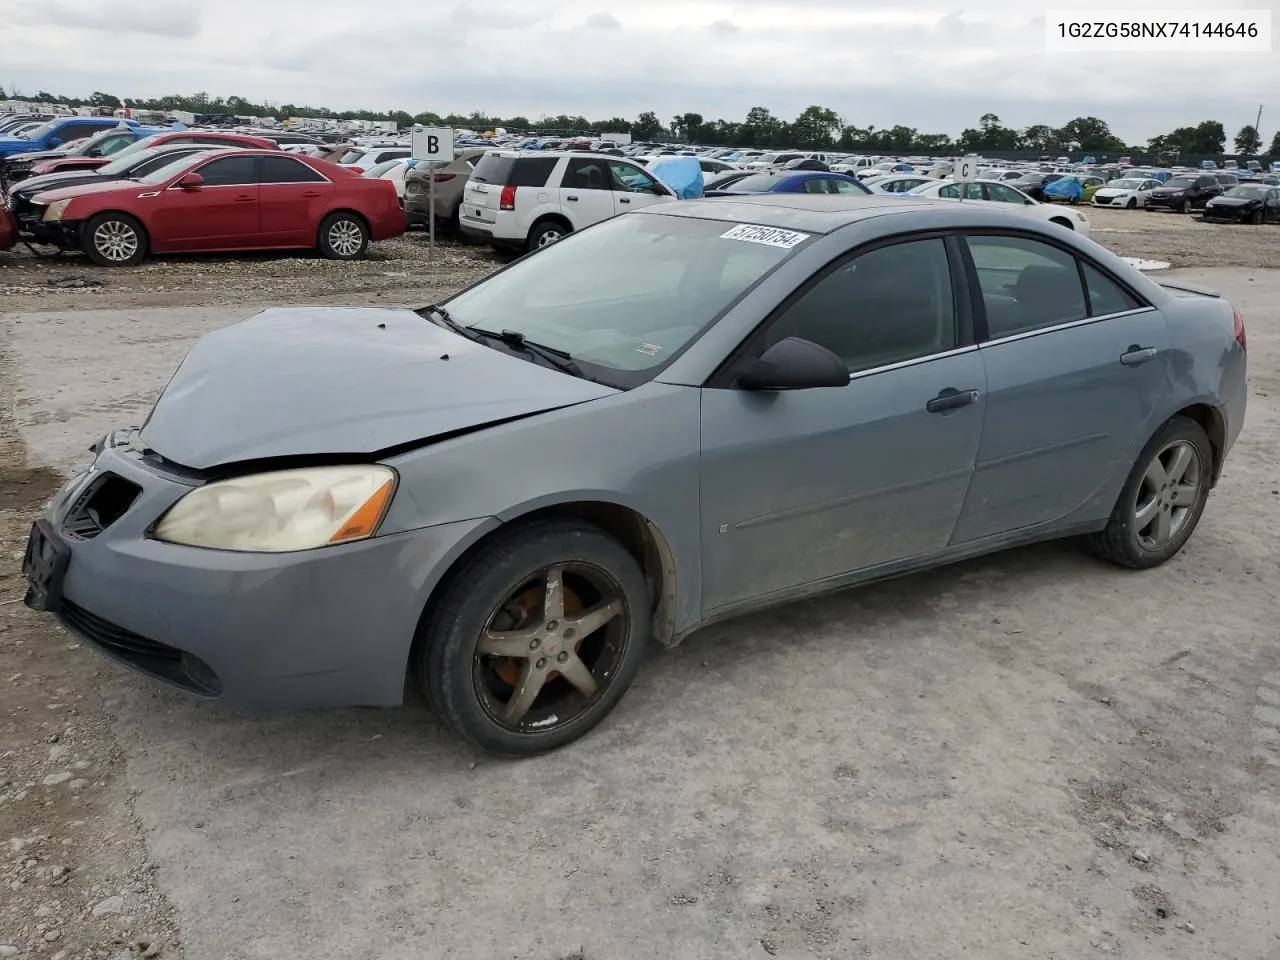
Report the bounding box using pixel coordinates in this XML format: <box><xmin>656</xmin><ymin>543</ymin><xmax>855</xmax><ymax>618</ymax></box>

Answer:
<box><xmin>735</xmin><ymin>337</ymin><xmax>851</xmax><ymax>391</ymax></box>
<box><xmin>47</xmin><ymin>137</ymin><xmax>63</xmax><ymax>148</ymax></box>
<box><xmin>177</xmin><ymin>172</ymin><xmax>205</xmax><ymax>190</ymax></box>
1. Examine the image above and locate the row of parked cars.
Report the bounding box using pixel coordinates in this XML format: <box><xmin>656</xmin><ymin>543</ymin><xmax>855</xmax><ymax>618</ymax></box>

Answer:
<box><xmin>0</xmin><ymin>116</ymin><xmax>406</xmax><ymax>265</ymax></box>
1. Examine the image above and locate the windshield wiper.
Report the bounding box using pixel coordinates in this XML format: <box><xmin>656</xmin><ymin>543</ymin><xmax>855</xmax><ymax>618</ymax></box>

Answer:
<box><xmin>420</xmin><ymin>303</ymin><xmax>482</xmax><ymax>342</ymax></box>
<box><xmin>474</xmin><ymin>327</ymin><xmax>586</xmax><ymax>379</ymax></box>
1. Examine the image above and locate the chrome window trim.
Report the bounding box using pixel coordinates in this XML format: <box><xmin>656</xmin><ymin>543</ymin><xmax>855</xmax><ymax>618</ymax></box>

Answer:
<box><xmin>979</xmin><ymin>306</ymin><xmax>1159</xmax><ymax>348</ymax></box>
<box><xmin>847</xmin><ymin>344</ymin><xmax>980</xmax><ymax>382</ymax></box>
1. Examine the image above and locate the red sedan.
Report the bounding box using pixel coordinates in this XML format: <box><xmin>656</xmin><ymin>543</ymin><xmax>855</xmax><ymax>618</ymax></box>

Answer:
<box><xmin>27</xmin><ymin>131</ymin><xmax>279</xmax><ymax>178</ymax></box>
<box><xmin>30</xmin><ymin>149</ymin><xmax>405</xmax><ymax>266</ymax></box>
<box><xmin>0</xmin><ymin>206</ymin><xmax>16</xmax><ymax>252</ymax></box>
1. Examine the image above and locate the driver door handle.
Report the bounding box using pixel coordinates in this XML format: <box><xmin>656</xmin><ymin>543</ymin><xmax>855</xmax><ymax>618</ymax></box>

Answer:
<box><xmin>926</xmin><ymin>388</ymin><xmax>980</xmax><ymax>413</ymax></box>
<box><xmin>233</xmin><ymin>195</ymin><xmax>257</xmax><ymax>203</ymax></box>
<box><xmin>1120</xmin><ymin>346</ymin><xmax>1158</xmax><ymax>366</ymax></box>
<box><xmin>566</xmin><ymin>195</ymin><xmax>579</xmax><ymax>201</ymax></box>
<box><xmin>619</xmin><ymin>197</ymin><xmax>631</xmax><ymax>204</ymax></box>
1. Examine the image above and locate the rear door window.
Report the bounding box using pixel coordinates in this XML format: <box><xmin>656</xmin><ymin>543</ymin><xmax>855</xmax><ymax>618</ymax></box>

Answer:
<box><xmin>566</xmin><ymin>158</ymin><xmax>611</xmax><ymax>190</ymax></box>
<box><xmin>966</xmin><ymin>235</ymin><xmax>1088</xmax><ymax>339</ymax></box>
<box><xmin>258</xmin><ymin>155</ymin><xmax>327</xmax><ymax>183</ymax></box>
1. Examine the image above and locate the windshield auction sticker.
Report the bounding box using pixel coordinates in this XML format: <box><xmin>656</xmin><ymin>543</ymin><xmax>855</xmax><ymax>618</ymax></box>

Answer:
<box><xmin>720</xmin><ymin>224</ymin><xmax>810</xmax><ymax>248</ymax></box>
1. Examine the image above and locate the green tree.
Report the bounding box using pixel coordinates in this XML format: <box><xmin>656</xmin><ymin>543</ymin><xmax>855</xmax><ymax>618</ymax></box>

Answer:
<box><xmin>740</xmin><ymin>106</ymin><xmax>783</xmax><ymax>147</ymax></box>
<box><xmin>791</xmin><ymin>105</ymin><xmax>841</xmax><ymax>148</ymax></box>
<box><xmin>1159</xmin><ymin>120</ymin><xmax>1226</xmax><ymax>155</ymax></box>
<box><xmin>1269</xmin><ymin>131</ymin><xmax>1280</xmax><ymax>156</ymax></box>
<box><xmin>1055</xmin><ymin>116</ymin><xmax>1126</xmax><ymax>153</ymax></box>
<box><xmin>672</xmin><ymin>112</ymin><xmax>704</xmax><ymax>143</ymax></box>
<box><xmin>1233</xmin><ymin>124</ymin><xmax>1260</xmax><ymax>154</ymax></box>
<box><xmin>915</xmin><ymin>132</ymin><xmax>954</xmax><ymax>152</ymax></box>
<box><xmin>89</xmin><ymin>91</ymin><xmax>121</xmax><ymax>110</ymax></box>
<box><xmin>632</xmin><ymin>110</ymin><xmax>662</xmax><ymax>140</ymax></box>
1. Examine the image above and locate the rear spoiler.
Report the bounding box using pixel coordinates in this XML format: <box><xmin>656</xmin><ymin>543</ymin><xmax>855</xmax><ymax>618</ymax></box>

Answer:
<box><xmin>1157</xmin><ymin>280</ymin><xmax>1221</xmax><ymax>298</ymax></box>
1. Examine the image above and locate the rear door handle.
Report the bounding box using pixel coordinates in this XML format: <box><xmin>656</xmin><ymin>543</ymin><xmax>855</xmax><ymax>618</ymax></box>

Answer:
<box><xmin>1120</xmin><ymin>346</ymin><xmax>1158</xmax><ymax>366</ymax></box>
<box><xmin>619</xmin><ymin>197</ymin><xmax>631</xmax><ymax>204</ymax></box>
<box><xmin>926</xmin><ymin>388</ymin><xmax>980</xmax><ymax>413</ymax></box>
<box><xmin>566</xmin><ymin>195</ymin><xmax>579</xmax><ymax>201</ymax></box>
<box><xmin>301</xmin><ymin>190</ymin><xmax>322</xmax><ymax>198</ymax></box>
<box><xmin>234</xmin><ymin>195</ymin><xmax>256</xmax><ymax>203</ymax></box>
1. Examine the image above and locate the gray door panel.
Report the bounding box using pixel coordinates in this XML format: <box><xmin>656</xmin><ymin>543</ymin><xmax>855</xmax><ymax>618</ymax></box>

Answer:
<box><xmin>699</xmin><ymin>349</ymin><xmax>987</xmax><ymax>611</ymax></box>
<box><xmin>952</xmin><ymin>310</ymin><xmax>1171</xmax><ymax>542</ymax></box>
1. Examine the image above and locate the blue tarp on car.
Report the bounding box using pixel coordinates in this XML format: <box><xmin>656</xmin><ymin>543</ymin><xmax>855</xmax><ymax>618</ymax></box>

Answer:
<box><xmin>1043</xmin><ymin>177</ymin><xmax>1084</xmax><ymax>202</ymax></box>
<box><xmin>649</xmin><ymin>156</ymin><xmax>703</xmax><ymax>199</ymax></box>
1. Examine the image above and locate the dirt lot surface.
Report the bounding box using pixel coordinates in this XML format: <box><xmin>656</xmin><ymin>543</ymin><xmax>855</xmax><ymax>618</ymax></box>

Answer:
<box><xmin>2</xmin><ymin>211</ymin><xmax>1279</xmax><ymax>960</ymax></box>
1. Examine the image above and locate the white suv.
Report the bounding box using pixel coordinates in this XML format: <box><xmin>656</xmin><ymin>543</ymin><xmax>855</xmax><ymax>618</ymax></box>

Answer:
<box><xmin>460</xmin><ymin>151</ymin><xmax>676</xmax><ymax>252</ymax></box>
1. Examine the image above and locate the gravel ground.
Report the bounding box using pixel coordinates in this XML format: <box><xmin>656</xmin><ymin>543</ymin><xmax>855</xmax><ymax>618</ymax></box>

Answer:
<box><xmin>1</xmin><ymin>209</ymin><xmax>1279</xmax><ymax>960</ymax></box>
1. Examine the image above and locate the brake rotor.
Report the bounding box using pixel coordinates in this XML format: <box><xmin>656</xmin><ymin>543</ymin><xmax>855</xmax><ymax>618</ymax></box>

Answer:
<box><xmin>492</xmin><ymin>581</ymin><xmax>584</xmax><ymax>687</ymax></box>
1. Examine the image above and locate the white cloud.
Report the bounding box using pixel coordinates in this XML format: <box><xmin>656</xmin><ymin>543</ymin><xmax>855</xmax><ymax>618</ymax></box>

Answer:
<box><xmin>0</xmin><ymin>0</ymin><xmax>1275</xmax><ymax>142</ymax></box>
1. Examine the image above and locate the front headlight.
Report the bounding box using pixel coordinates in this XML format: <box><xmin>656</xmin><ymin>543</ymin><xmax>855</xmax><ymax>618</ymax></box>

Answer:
<box><xmin>43</xmin><ymin>199</ymin><xmax>72</xmax><ymax>222</ymax></box>
<box><xmin>153</xmin><ymin>465</ymin><xmax>397</xmax><ymax>553</ymax></box>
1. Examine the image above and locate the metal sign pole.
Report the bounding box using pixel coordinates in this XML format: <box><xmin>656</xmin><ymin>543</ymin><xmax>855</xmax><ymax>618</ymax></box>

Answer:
<box><xmin>428</xmin><ymin>170</ymin><xmax>435</xmax><ymax>263</ymax></box>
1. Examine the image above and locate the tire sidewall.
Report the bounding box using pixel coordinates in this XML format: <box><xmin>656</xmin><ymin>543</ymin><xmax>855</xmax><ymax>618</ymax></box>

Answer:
<box><xmin>527</xmin><ymin>221</ymin><xmax>566</xmax><ymax>253</ymax></box>
<box><xmin>422</xmin><ymin>524</ymin><xmax>651</xmax><ymax>755</ymax></box>
<box><xmin>319</xmin><ymin>213</ymin><xmax>368</xmax><ymax>260</ymax></box>
<box><xmin>1114</xmin><ymin>418</ymin><xmax>1213</xmax><ymax>567</ymax></box>
<box><xmin>83</xmin><ymin>213</ymin><xmax>146</xmax><ymax>267</ymax></box>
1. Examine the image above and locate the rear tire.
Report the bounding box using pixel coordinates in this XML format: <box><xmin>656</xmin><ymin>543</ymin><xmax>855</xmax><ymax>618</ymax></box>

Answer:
<box><xmin>318</xmin><ymin>212</ymin><xmax>369</xmax><ymax>260</ymax></box>
<box><xmin>83</xmin><ymin>213</ymin><xmax>147</xmax><ymax>267</ymax></box>
<box><xmin>1180</xmin><ymin>199</ymin><xmax>1192</xmax><ymax>214</ymax></box>
<box><xmin>526</xmin><ymin>220</ymin><xmax>568</xmax><ymax>253</ymax></box>
<box><xmin>1088</xmin><ymin>416</ymin><xmax>1213</xmax><ymax>569</ymax></box>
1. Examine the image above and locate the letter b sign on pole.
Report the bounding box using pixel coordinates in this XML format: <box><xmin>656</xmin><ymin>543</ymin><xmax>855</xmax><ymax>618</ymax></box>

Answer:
<box><xmin>411</xmin><ymin>127</ymin><xmax>455</xmax><ymax>261</ymax></box>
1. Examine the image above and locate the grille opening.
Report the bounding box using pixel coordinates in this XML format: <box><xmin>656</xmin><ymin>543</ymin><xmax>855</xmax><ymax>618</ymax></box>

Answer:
<box><xmin>62</xmin><ymin>474</ymin><xmax>141</xmax><ymax>540</ymax></box>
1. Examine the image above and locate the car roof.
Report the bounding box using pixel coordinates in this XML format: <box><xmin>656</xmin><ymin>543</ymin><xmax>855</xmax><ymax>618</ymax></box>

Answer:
<box><xmin>636</xmin><ymin>194</ymin><xmax>937</xmax><ymax>234</ymax></box>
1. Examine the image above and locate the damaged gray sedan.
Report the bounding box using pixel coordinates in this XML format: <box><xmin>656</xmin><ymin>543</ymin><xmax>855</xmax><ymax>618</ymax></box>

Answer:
<box><xmin>23</xmin><ymin>196</ymin><xmax>1246</xmax><ymax>755</ymax></box>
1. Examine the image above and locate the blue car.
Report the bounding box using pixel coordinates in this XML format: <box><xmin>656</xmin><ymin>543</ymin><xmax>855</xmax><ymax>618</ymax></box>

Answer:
<box><xmin>0</xmin><ymin>117</ymin><xmax>144</xmax><ymax>160</ymax></box>
<box><xmin>704</xmin><ymin>170</ymin><xmax>872</xmax><ymax>197</ymax></box>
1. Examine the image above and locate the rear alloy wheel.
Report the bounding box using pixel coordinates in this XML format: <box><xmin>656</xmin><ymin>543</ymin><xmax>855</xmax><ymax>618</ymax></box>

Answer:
<box><xmin>318</xmin><ymin>212</ymin><xmax>369</xmax><ymax>260</ymax></box>
<box><xmin>1180</xmin><ymin>199</ymin><xmax>1192</xmax><ymax>214</ymax></box>
<box><xmin>417</xmin><ymin>521</ymin><xmax>650</xmax><ymax>755</ymax></box>
<box><xmin>83</xmin><ymin>213</ymin><xmax>146</xmax><ymax>267</ymax></box>
<box><xmin>526</xmin><ymin>221</ymin><xmax>567</xmax><ymax>253</ymax></box>
<box><xmin>1088</xmin><ymin>416</ymin><xmax>1212</xmax><ymax>569</ymax></box>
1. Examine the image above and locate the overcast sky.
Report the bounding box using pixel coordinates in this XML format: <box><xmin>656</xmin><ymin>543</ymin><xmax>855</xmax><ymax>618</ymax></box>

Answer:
<box><xmin>1</xmin><ymin>0</ymin><xmax>1276</xmax><ymax>142</ymax></box>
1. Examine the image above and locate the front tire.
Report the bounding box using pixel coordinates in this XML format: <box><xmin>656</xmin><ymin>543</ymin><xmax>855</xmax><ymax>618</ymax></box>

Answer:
<box><xmin>1180</xmin><ymin>199</ymin><xmax>1192</xmax><ymax>214</ymax></box>
<box><xmin>1126</xmin><ymin>198</ymin><xmax>1137</xmax><ymax>209</ymax></box>
<box><xmin>318</xmin><ymin>212</ymin><xmax>369</xmax><ymax>260</ymax></box>
<box><xmin>1250</xmin><ymin>209</ymin><xmax>1264</xmax><ymax>225</ymax></box>
<box><xmin>1088</xmin><ymin>416</ymin><xmax>1213</xmax><ymax>569</ymax></box>
<box><xmin>416</xmin><ymin>521</ymin><xmax>651</xmax><ymax>756</ymax></box>
<box><xmin>83</xmin><ymin>213</ymin><xmax>147</xmax><ymax>267</ymax></box>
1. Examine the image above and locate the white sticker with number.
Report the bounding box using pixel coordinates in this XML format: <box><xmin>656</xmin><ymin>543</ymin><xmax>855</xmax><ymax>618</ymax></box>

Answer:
<box><xmin>720</xmin><ymin>224</ymin><xmax>810</xmax><ymax>248</ymax></box>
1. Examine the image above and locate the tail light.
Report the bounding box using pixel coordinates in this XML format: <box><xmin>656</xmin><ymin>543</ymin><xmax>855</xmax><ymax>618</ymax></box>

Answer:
<box><xmin>1233</xmin><ymin>305</ymin><xmax>1246</xmax><ymax>351</ymax></box>
<box><xmin>432</xmin><ymin>173</ymin><xmax>456</xmax><ymax>183</ymax></box>
<box><xmin>348</xmin><ymin>166</ymin><xmax>364</xmax><ymax>174</ymax></box>
<box><xmin>499</xmin><ymin>185</ymin><xmax>517</xmax><ymax>211</ymax></box>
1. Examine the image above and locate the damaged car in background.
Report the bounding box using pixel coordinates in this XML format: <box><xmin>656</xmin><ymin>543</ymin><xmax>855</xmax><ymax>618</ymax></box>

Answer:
<box><xmin>22</xmin><ymin>197</ymin><xmax>1246</xmax><ymax>756</ymax></box>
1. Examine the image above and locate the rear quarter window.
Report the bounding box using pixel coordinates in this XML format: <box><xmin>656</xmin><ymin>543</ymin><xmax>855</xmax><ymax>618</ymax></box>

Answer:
<box><xmin>470</xmin><ymin>154</ymin><xmax>558</xmax><ymax>187</ymax></box>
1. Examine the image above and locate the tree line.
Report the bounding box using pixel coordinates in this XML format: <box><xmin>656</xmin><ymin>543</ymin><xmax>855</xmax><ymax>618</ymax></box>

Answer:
<box><xmin>3</xmin><ymin>85</ymin><xmax>1276</xmax><ymax>158</ymax></box>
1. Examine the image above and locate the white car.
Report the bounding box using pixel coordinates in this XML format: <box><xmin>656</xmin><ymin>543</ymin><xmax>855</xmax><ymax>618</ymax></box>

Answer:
<box><xmin>907</xmin><ymin>179</ymin><xmax>1092</xmax><ymax>236</ymax></box>
<box><xmin>338</xmin><ymin>146</ymin><xmax>412</xmax><ymax>174</ymax></box>
<box><xmin>1090</xmin><ymin>177</ymin><xmax>1163</xmax><ymax>209</ymax></box>
<box><xmin>460</xmin><ymin>151</ymin><xmax>676</xmax><ymax>252</ymax></box>
<box><xmin>637</xmin><ymin>156</ymin><xmax>739</xmax><ymax>176</ymax></box>
<box><xmin>362</xmin><ymin>158</ymin><xmax>410</xmax><ymax>203</ymax></box>
<box><xmin>830</xmin><ymin>156</ymin><xmax>879</xmax><ymax>175</ymax></box>
<box><xmin>863</xmin><ymin>174</ymin><xmax>938</xmax><ymax>194</ymax></box>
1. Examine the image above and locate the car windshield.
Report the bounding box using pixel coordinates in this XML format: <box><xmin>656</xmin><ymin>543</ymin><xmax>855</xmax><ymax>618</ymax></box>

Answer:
<box><xmin>137</xmin><ymin>152</ymin><xmax>209</xmax><ymax>185</ymax></box>
<box><xmin>110</xmin><ymin>137</ymin><xmax>163</xmax><ymax>159</ymax></box>
<box><xmin>1164</xmin><ymin>177</ymin><xmax>1194</xmax><ymax>189</ymax></box>
<box><xmin>722</xmin><ymin>173</ymin><xmax>786</xmax><ymax>192</ymax></box>
<box><xmin>1107</xmin><ymin>179</ymin><xmax>1145</xmax><ymax>189</ymax></box>
<box><xmin>98</xmin><ymin>148</ymin><xmax>169</xmax><ymax>175</ymax></box>
<box><xmin>363</xmin><ymin>159</ymin><xmax>400</xmax><ymax>177</ymax></box>
<box><xmin>442</xmin><ymin>214</ymin><xmax>803</xmax><ymax>385</ymax></box>
<box><xmin>19</xmin><ymin>120</ymin><xmax>59</xmax><ymax>141</ymax></box>
<box><xmin>1225</xmin><ymin>185</ymin><xmax>1269</xmax><ymax>199</ymax></box>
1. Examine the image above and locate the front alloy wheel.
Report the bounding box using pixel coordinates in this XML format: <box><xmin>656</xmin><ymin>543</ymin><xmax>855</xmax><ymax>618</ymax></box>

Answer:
<box><xmin>417</xmin><ymin>521</ymin><xmax>651</xmax><ymax>755</ymax></box>
<box><xmin>83</xmin><ymin>213</ymin><xmax>147</xmax><ymax>267</ymax></box>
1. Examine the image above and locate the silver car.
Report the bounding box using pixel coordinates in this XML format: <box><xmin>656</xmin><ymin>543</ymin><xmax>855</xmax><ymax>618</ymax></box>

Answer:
<box><xmin>22</xmin><ymin>196</ymin><xmax>1247</xmax><ymax>755</ymax></box>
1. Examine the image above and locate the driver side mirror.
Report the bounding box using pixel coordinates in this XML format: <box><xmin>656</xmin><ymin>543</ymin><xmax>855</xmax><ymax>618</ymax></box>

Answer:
<box><xmin>734</xmin><ymin>337</ymin><xmax>850</xmax><ymax>391</ymax></box>
<box><xmin>177</xmin><ymin>172</ymin><xmax>205</xmax><ymax>190</ymax></box>
<box><xmin>47</xmin><ymin>137</ymin><xmax>63</xmax><ymax>147</ymax></box>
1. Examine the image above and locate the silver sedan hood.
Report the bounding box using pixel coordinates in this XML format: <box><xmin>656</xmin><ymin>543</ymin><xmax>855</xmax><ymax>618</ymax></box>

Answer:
<box><xmin>139</xmin><ymin>307</ymin><xmax>617</xmax><ymax>469</ymax></box>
